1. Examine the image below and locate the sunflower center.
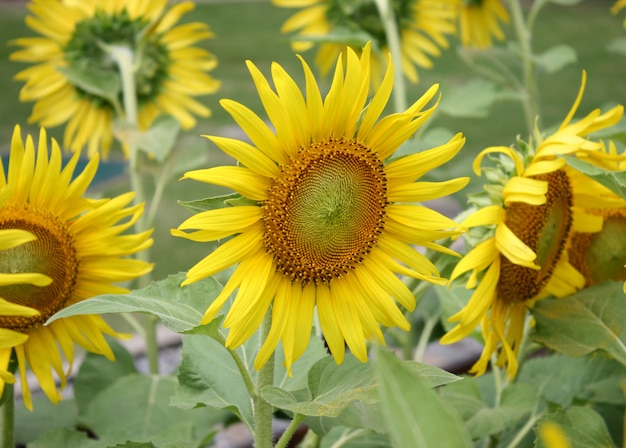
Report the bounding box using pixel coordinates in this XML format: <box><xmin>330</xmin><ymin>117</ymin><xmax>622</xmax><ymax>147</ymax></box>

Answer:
<box><xmin>570</xmin><ymin>209</ymin><xmax>626</xmax><ymax>285</ymax></box>
<box><xmin>0</xmin><ymin>204</ymin><xmax>78</xmax><ymax>332</ymax></box>
<box><xmin>326</xmin><ymin>0</ymin><xmax>413</xmax><ymax>47</ymax></box>
<box><xmin>497</xmin><ymin>170</ymin><xmax>572</xmax><ymax>303</ymax></box>
<box><xmin>64</xmin><ymin>9</ymin><xmax>169</xmax><ymax>108</ymax></box>
<box><xmin>263</xmin><ymin>137</ymin><xmax>388</xmax><ymax>284</ymax></box>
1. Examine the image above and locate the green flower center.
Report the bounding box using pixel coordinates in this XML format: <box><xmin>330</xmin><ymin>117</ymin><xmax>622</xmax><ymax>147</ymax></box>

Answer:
<box><xmin>497</xmin><ymin>170</ymin><xmax>573</xmax><ymax>303</ymax></box>
<box><xmin>263</xmin><ymin>138</ymin><xmax>388</xmax><ymax>284</ymax></box>
<box><xmin>570</xmin><ymin>209</ymin><xmax>626</xmax><ymax>285</ymax></box>
<box><xmin>0</xmin><ymin>205</ymin><xmax>78</xmax><ymax>331</ymax></box>
<box><xmin>64</xmin><ymin>9</ymin><xmax>169</xmax><ymax>109</ymax></box>
<box><xmin>326</xmin><ymin>0</ymin><xmax>414</xmax><ymax>48</ymax></box>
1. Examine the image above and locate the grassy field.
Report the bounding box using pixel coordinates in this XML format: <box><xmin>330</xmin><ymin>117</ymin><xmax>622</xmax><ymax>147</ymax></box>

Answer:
<box><xmin>0</xmin><ymin>0</ymin><xmax>624</xmax><ymax>280</ymax></box>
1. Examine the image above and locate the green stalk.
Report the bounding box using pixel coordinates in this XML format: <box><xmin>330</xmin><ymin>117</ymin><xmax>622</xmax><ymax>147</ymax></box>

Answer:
<box><xmin>506</xmin><ymin>0</ymin><xmax>540</xmax><ymax>133</ymax></box>
<box><xmin>107</xmin><ymin>43</ymin><xmax>160</xmax><ymax>375</ymax></box>
<box><xmin>374</xmin><ymin>0</ymin><xmax>406</xmax><ymax>113</ymax></box>
<box><xmin>0</xmin><ymin>384</ymin><xmax>14</xmax><ymax>448</ymax></box>
<box><xmin>253</xmin><ymin>311</ymin><xmax>275</xmax><ymax>448</ymax></box>
<box><xmin>275</xmin><ymin>414</ymin><xmax>305</xmax><ymax>448</ymax></box>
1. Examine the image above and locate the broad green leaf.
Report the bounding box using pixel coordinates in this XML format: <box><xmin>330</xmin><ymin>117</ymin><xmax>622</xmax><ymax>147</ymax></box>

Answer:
<box><xmin>435</xmin><ymin>285</ymin><xmax>474</xmax><ymax>333</ymax></box>
<box><xmin>531</xmin><ymin>282</ymin><xmax>626</xmax><ymax>367</ymax></box>
<box><xmin>535</xmin><ymin>45</ymin><xmax>577</xmax><ymax>73</ymax></box>
<box><xmin>535</xmin><ymin>406</ymin><xmax>617</xmax><ymax>448</ymax></box>
<box><xmin>171</xmin><ymin>334</ymin><xmax>255</xmax><ymax>432</ymax></box>
<box><xmin>177</xmin><ymin>193</ymin><xmax>257</xmax><ymax>213</ymax></box>
<box><xmin>114</xmin><ymin>116</ymin><xmax>180</xmax><ymax>162</ymax></box>
<box><xmin>28</xmin><ymin>427</ymin><xmax>98</xmax><ymax>448</ymax></box>
<box><xmin>373</xmin><ymin>347</ymin><xmax>472</xmax><ymax>448</ymax></box>
<box><xmin>518</xmin><ymin>354</ymin><xmax>626</xmax><ymax>407</ymax></box>
<box><xmin>57</xmin><ymin>65</ymin><xmax>120</xmax><ymax>103</ymax></box>
<box><xmin>81</xmin><ymin>374</ymin><xmax>225</xmax><ymax>446</ymax></box>
<box><xmin>439</xmin><ymin>79</ymin><xmax>502</xmax><ymax>118</ymax></box>
<box><xmin>73</xmin><ymin>339</ymin><xmax>138</xmax><ymax>414</ymax></box>
<box><xmin>307</xmin><ymin>401</ymin><xmax>389</xmax><ymax>436</ymax></box>
<box><xmin>109</xmin><ymin>442</ymin><xmax>157</xmax><ymax>448</ymax></box>
<box><xmin>607</xmin><ymin>36</ymin><xmax>626</xmax><ymax>56</ymax></box>
<box><xmin>466</xmin><ymin>383</ymin><xmax>537</xmax><ymax>439</ymax></box>
<box><xmin>47</xmin><ymin>273</ymin><xmax>221</xmax><ymax>333</ymax></box>
<box><xmin>565</xmin><ymin>158</ymin><xmax>626</xmax><ymax>200</ymax></box>
<box><xmin>263</xmin><ymin>354</ymin><xmax>460</xmax><ymax>419</ymax></box>
<box><xmin>320</xmin><ymin>426</ymin><xmax>391</xmax><ymax>447</ymax></box>
<box><xmin>15</xmin><ymin>398</ymin><xmax>78</xmax><ymax>445</ymax></box>
<box><xmin>262</xmin><ymin>355</ymin><xmax>378</xmax><ymax>418</ymax></box>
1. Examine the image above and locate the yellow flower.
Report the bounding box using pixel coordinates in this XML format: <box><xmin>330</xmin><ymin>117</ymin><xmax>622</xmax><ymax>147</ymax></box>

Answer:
<box><xmin>273</xmin><ymin>0</ymin><xmax>457</xmax><ymax>84</ymax></box>
<box><xmin>538</xmin><ymin>421</ymin><xmax>571</xmax><ymax>448</ymax></box>
<box><xmin>0</xmin><ymin>125</ymin><xmax>153</xmax><ymax>410</ymax></box>
<box><xmin>441</xmin><ymin>72</ymin><xmax>624</xmax><ymax>379</ymax></box>
<box><xmin>612</xmin><ymin>0</ymin><xmax>626</xmax><ymax>27</ymax></box>
<box><xmin>11</xmin><ymin>0</ymin><xmax>220</xmax><ymax>159</ymax></box>
<box><xmin>173</xmin><ymin>43</ymin><xmax>468</xmax><ymax>373</ymax></box>
<box><xmin>458</xmin><ymin>0</ymin><xmax>510</xmax><ymax>49</ymax></box>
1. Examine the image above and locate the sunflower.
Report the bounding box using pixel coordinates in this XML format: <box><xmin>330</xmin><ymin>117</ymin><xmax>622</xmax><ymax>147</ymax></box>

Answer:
<box><xmin>612</xmin><ymin>0</ymin><xmax>626</xmax><ymax>27</ymax></box>
<box><xmin>440</xmin><ymin>72</ymin><xmax>624</xmax><ymax>379</ymax></box>
<box><xmin>273</xmin><ymin>0</ymin><xmax>457</xmax><ymax>84</ymax></box>
<box><xmin>457</xmin><ymin>0</ymin><xmax>510</xmax><ymax>49</ymax></box>
<box><xmin>0</xmin><ymin>125</ymin><xmax>153</xmax><ymax>410</ymax></box>
<box><xmin>173</xmin><ymin>43</ymin><xmax>469</xmax><ymax>373</ymax></box>
<box><xmin>11</xmin><ymin>0</ymin><xmax>220</xmax><ymax>159</ymax></box>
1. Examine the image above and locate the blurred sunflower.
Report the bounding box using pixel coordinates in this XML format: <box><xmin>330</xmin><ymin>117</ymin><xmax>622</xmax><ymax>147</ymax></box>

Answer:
<box><xmin>273</xmin><ymin>0</ymin><xmax>457</xmax><ymax>84</ymax></box>
<box><xmin>11</xmin><ymin>0</ymin><xmax>220</xmax><ymax>158</ymax></box>
<box><xmin>0</xmin><ymin>125</ymin><xmax>153</xmax><ymax>410</ymax></box>
<box><xmin>457</xmin><ymin>0</ymin><xmax>509</xmax><ymax>49</ymax></box>
<box><xmin>440</xmin><ymin>72</ymin><xmax>624</xmax><ymax>379</ymax></box>
<box><xmin>612</xmin><ymin>0</ymin><xmax>626</xmax><ymax>27</ymax></box>
<box><xmin>173</xmin><ymin>43</ymin><xmax>469</xmax><ymax>372</ymax></box>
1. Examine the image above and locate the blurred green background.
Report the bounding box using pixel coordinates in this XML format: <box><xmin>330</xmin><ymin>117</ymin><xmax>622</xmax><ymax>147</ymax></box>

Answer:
<box><xmin>0</xmin><ymin>0</ymin><xmax>624</xmax><ymax>281</ymax></box>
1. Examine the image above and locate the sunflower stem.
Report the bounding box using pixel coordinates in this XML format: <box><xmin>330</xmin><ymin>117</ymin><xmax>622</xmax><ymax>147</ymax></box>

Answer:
<box><xmin>254</xmin><ymin>311</ymin><xmax>275</xmax><ymax>448</ymax></box>
<box><xmin>0</xmin><ymin>383</ymin><xmax>14</xmax><ymax>448</ymax></box>
<box><xmin>110</xmin><ymin>42</ymin><xmax>160</xmax><ymax>375</ymax></box>
<box><xmin>506</xmin><ymin>0</ymin><xmax>540</xmax><ymax>134</ymax></box>
<box><xmin>275</xmin><ymin>413</ymin><xmax>305</xmax><ymax>448</ymax></box>
<box><xmin>374</xmin><ymin>0</ymin><xmax>406</xmax><ymax>113</ymax></box>
<box><xmin>414</xmin><ymin>313</ymin><xmax>439</xmax><ymax>363</ymax></box>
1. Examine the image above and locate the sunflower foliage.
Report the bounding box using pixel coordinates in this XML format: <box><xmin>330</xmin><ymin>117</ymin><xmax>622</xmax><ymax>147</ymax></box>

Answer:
<box><xmin>2</xmin><ymin>1</ymin><xmax>626</xmax><ymax>448</ymax></box>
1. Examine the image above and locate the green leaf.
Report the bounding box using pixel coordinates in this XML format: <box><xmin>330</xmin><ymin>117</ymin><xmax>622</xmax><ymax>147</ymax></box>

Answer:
<box><xmin>114</xmin><ymin>116</ymin><xmax>181</xmax><ymax>162</ymax></box>
<box><xmin>177</xmin><ymin>193</ymin><xmax>257</xmax><ymax>213</ymax></box>
<box><xmin>57</xmin><ymin>65</ymin><xmax>121</xmax><ymax>103</ymax></box>
<box><xmin>535</xmin><ymin>45</ymin><xmax>577</xmax><ymax>73</ymax></box>
<box><xmin>73</xmin><ymin>339</ymin><xmax>138</xmax><ymax>414</ymax></box>
<box><xmin>518</xmin><ymin>354</ymin><xmax>626</xmax><ymax>407</ymax></box>
<box><xmin>320</xmin><ymin>427</ymin><xmax>391</xmax><ymax>447</ymax></box>
<box><xmin>262</xmin><ymin>355</ymin><xmax>378</xmax><ymax>418</ymax></box>
<box><xmin>373</xmin><ymin>347</ymin><xmax>472</xmax><ymax>448</ymax></box>
<box><xmin>607</xmin><ymin>36</ymin><xmax>626</xmax><ymax>56</ymax></box>
<box><xmin>273</xmin><ymin>336</ymin><xmax>329</xmax><ymax>392</ymax></box>
<box><xmin>467</xmin><ymin>383</ymin><xmax>537</xmax><ymax>439</ymax></box>
<box><xmin>535</xmin><ymin>406</ymin><xmax>617</xmax><ymax>448</ymax></box>
<box><xmin>565</xmin><ymin>158</ymin><xmax>626</xmax><ymax>200</ymax></box>
<box><xmin>47</xmin><ymin>273</ymin><xmax>221</xmax><ymax>333</ymax></box>
<box><xmin>80</xmin><ymin>374</ymin><xmax>225</xmax><ymax>446</ymax></box>
<box><xmin>15</xmin><ymin>398</ymin><xmax>79</xmax><ymax>446</ymax></box>
<box><xmin>531</xmin><ymin>282</ymin><xmax>626</xmax><ymax>367</ymax></box>
<box><xmin>439</xmin><ymin>79</ymin><xmax>503</xmax><ymax>118</ymax></box>
<box><xmin>171</xmin><ymin>334</ymin><xmax>255</xmax><ymax>432</ymax></box>
<box><xmin>28</xmin><ymin>427</ymin><xmax>98</xmax><ymax>448</ymax></box>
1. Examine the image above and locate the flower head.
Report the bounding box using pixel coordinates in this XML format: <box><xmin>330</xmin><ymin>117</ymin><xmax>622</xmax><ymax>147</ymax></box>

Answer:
<box><xmin>458</xmin><ymin>0</ymin><xmax>510</xmax><ymax>49</ymax></box>
<box><xmin>441</xmin><ymin>72</ymin><xmax>624</xmax><ymax>379</ymax></box>
<box><xmin>0</xmin><ymin>125</ymin><xmax>153</xmax><ymax>409</ymax></box>
<box><xmin>173</xmin><ymin>43</ymin><xmax>468</xmax><ymax>373</ymax></box>
<box><xmin>274</xmin><ymin>0</ymin><xmax>457</xmax><ymax>84</ymax></box>
<box><xmin>11</xmin><ymin>0</ymin><xmax>220</xmax><ymax>158</ymax></box>
<box><xmin>612</xmin><ymin>0</ymin><xmax>626</xmax><ymax>27</ymax></box>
